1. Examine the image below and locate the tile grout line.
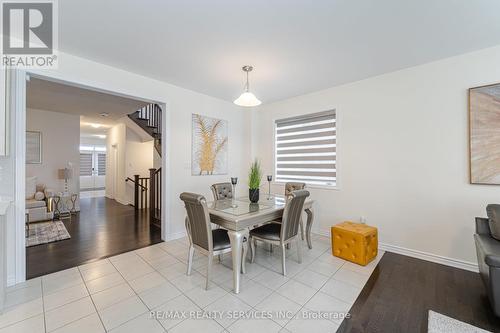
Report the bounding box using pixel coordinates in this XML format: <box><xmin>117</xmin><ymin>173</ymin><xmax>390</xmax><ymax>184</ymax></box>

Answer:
<box><xmin>0</xmin><ymin>279</ymin><xmax>45</xmax><ymax>331</ymax></box>
<box><xmin>125</xmin><ymin>244</ymin><xmax>337</xmax><ymax>330</ymax></box>
<box><xmin>166</xmin><ymin>250</ymin><xmax>228</xmax><ymax>332</ymax></box>
<box><xmin>165</xmin><ymin>243</ymin><xmax>273</xmax><ymax>331</ymax></box>
<box><xmin>286</xmin><ymin>252</ymin><xmax>383</xmax><ymax>331</ymax></box>
<box><xmin>11</xmin><ymin>235</ymin><xmax>335</xmax><ymax>333</ymax></box>
<box><xmin>150</xmin><ymin>245</ymin><xmax>230</xmax><ymax>331</ymax></box>
<box><xmin>197</xmin><ymin>237</ymin><xmax>334</xmax><ymax>330</ymax></box>
<box><xmin>223</xmin><ymin>244</ymin><xmax>326</xmax><ymax>331</ymax></box>
<box><xmin>40</xmin><ymin>260</ymin><xmax>142</xmax><ymax>333</ymax></box>
<box><xmin>105</xmin><ymin>254</ymin><xmax>164</xmax><ymax>332</ymax></box>
<box><xmin>40</xmin><ymin>277</ymin><xmax>48</xmax><ymax>333</ymax></box>
<box><xmin>252</xmin><ymin>246</ymin><xmax>332</xmax><ymax>329</ymax></box>
<box><xmin>76</xmin><ymin>265</ymin><xmax>107</xmax><ymax>332</ymax></box>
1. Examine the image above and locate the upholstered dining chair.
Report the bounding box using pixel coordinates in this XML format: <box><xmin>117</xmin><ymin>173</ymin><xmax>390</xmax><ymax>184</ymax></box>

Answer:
<box><xmin>266</xmin><ymin>182</ymin><xmax>306</xmax><ymax>255</ymax></box>
<box><xmin>249</xmin><ymin>189</ymin><xmax>310</xmax><ymax>276</ymax></box>
<box><xmin>211</xmin><ymin>182</ymin><xmax>233</xmax><ymax>200</ymax></box>
<box><xmin>284</xmin><ymin>182</ymin><xmax>306</xmax><ymax>240</ymax></box>
<box><xmin>180</xmin><ymin>192</ymin><xmax>247</xmax><ymax>290</ymax></box>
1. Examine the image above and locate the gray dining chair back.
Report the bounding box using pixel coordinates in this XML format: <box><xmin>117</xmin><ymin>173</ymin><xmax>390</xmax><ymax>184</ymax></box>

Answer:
<box><xmin>180</xmin><ymin>192</ymin><xmax>248</xmax><ymax>290</ymax></box>
<box><xmin>249</xmin><ymin>189</ymin><xmax>310</xmax><ymax>276</ymax></box>
<box><xmin>282</xmin><ymin>189</ymin><xmax>309</xmax><ymax>242</ymax></box>
<box><xmin>284</xmin><ymin>182</ymin><xmax>306</xmax><ymax>197</ymax></box>
<box><xmin>180</xmin><ymin>192</ymin><xmax>212</xmax><ymax>251</ymax></box>
<box><xmin>211</xmin><ymin>182</ymin><xmax>233</xmax><ymax>200</ymax></box>
<box><xmin>280</xmin><ymin>182</ymin><xmax>306</xmax><ymax>240</ymax></box>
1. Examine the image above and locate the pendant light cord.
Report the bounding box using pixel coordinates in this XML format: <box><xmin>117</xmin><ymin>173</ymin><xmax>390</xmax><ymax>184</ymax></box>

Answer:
<box><xmin>245</xmin><ymin>70</ymin><xmax>250</xmax><ymax>92</ymax></box>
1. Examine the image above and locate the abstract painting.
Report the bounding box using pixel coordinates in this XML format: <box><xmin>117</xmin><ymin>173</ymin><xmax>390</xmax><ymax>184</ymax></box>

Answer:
<box><xmin>192</xmin><ymin>114</ymin><xmax>228</xmax><ymax>175</ymax></box>
<box><xmin>469</xmin><ymin>83</ymin><xmax>500</xmax><ymax>184</ymax></box>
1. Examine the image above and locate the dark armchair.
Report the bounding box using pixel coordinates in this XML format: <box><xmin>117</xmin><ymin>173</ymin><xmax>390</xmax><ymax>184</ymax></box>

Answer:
<box><xmin>474</xmin><ymin>210</ymin><xmax>500</xmax><ymax>317</ymax></box>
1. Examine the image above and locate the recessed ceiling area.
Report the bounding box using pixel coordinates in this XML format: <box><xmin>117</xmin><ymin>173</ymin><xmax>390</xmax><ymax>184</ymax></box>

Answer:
<box><xmin>58</xmin><ymin>0</ymin><xmax>500</xmax><ymax>104</ymax></box>
<box><xmin>27</xmin><ymin>77</ymin><xmax>150</xmax><ymax>139</ymax></box>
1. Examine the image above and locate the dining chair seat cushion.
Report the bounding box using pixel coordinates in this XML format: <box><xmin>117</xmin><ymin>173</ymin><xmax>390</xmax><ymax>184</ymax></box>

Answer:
<box><xmin>250</xmin><ymin>222</ymin><xmax>281</xmax><ymax>241</ymax></box>
<box><xmin>212</xmin><ymin>229</ymin><xmax>232</xmax><ymax>251</ymax></box>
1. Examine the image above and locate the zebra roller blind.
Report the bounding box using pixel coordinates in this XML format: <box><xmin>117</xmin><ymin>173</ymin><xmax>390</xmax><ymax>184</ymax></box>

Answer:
<box><xmin>80</xmin><ymin>153</ymin><xmax>93</xmax><ymax>176</ymax></box>
<box><xmin>275</xmin><ymin>110</ymin><xmax>336</xmax><ymax>187</ymax></box>
<box><xmin>97</xmin><ymin>153</ymin><xmax>106</xmax><ymax>176</ymax></box>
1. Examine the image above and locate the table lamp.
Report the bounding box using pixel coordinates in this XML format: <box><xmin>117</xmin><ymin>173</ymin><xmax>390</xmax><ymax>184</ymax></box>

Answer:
<box><xmin>58</xmin><ymin>168</ymin><xmax>72</xmax><ymax>194</ymax></box>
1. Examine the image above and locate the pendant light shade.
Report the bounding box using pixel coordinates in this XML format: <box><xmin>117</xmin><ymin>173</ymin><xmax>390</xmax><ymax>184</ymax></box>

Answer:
<box><xmin>234</xmin><ymin>66</ymin><xmax>261</xmax><ymax>107</ymax></box>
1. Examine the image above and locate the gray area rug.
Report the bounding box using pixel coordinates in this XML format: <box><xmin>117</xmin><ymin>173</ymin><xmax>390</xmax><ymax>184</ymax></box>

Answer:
<box><xmin>26</xmin><ymin>220</ymin><xmax>71</xmax><ymax>247</ymax></box>
<box><xmin>428</xmin><ymin>310</ymin><xmax>491</xmax><ymax>333</ymax></box>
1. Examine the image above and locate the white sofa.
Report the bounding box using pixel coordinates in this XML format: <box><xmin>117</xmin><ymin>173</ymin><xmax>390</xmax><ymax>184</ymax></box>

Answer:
<box><xmin>26</xmin><ymin>177</ymin><xmax>54</xmax><ymax>222</ymax></box>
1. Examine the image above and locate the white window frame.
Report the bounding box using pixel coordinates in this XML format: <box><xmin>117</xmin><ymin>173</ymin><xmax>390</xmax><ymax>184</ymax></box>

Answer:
<box><xmin>273</xmin><ymin>109</ymin><xmax>339</xmax><ymax>190</ymax></box>
<box><xmin>79</xmin><ymin>145</ymin><xmax>106</xmax><ymax>177</ymax></box>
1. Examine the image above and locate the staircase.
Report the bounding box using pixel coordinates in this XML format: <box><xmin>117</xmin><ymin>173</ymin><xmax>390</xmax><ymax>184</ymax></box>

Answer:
<box><xmin>128</xmin><ymin>103</ymin><xmax>162</xmax><ymax>156</ymax></box>
<box><xmin>127</xmin><ymin>103</ymin><xmax>162</xmax><ymax>228</ymax></box>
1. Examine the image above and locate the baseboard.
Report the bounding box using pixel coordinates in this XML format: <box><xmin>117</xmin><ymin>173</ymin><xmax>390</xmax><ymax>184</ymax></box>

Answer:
<box><xmin>7</xmin><ymin>274</ymin><xmax>16</xmax><ymax>287</ymax></box>
<box><xmin>166</xmin><ymin>230</ymin><xmax>187</xmax><ymax>242</ymax></box>
<box><xmin>114</xmin><ymin>197</ymin><xmax>129</xmax><ymax>206</ymax></box>
<box><xmin>315</xmin><ymin>229</ymin><xmax>479</xmax><ymax>273</ymax></box>
<box><xmin>379</xmin><ymin>243</ymin><xmax>478</xmax><ymax>273</ymax></box>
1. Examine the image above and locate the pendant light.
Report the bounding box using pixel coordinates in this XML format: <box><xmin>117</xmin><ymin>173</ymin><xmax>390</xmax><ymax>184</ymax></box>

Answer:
<box><xmin>234</xmin><ymin>65</ymin><xmax>261</xmax><ymax>107</ymax></box>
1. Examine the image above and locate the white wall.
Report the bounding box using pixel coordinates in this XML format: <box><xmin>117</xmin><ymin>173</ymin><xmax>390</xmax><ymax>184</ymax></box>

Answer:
<box><xmin>80</xmin><ymin>136</ymin><xmax>106</xmax><ymax>146</ymax></box>
<box><xmin>26</xmin><ymin>108</ymin><xmax>80</xmax><ymax>196</ymax></box>
<box><xmin>105</xmin><ymin>124</ymin><xmax>155</xmax><ymax>206</ymax></box>
<box><xmin>254</xmin><ymin>45</ymin><xmax>500</xmax><ymax>267</ymax></box>
<box><xmin>124</xmin><ymin>128</ymin><xmax>153</xmax><ymax>205</ymax></box>
<box><xmin>105</xmin><ymin>123</ymin><xmax>126</xmax><ymax>203</ymax></box>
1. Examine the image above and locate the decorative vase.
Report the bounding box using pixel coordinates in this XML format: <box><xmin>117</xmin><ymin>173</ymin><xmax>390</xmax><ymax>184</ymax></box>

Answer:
<box><xmin>249</xmin><ymin>188</ymin><xmax>259</xmax><ymax>203</ymax></box>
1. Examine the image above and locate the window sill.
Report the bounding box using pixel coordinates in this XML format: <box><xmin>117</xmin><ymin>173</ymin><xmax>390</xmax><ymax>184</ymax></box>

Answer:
<box><xmin>271</xmin><ymin>181</ymin><xmax>340</xmax><ymax>191</ymax></box>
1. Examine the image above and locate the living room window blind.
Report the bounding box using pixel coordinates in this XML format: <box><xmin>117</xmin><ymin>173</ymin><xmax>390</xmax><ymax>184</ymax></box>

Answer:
<box><xmin>274</xmin><ymin>110</ymin><xmax>336</xmax><ymax>187</ymax></box>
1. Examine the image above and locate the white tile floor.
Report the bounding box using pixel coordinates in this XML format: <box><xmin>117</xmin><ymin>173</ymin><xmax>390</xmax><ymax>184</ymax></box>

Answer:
<box><xmin>0</xmin><ymin>234</ymin><xmax>384</xmax><ymax>333</ymax></box>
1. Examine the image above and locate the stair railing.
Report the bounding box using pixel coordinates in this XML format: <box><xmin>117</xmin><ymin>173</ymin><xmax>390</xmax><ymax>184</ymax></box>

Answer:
<box><xmin>125</xmin><ymin>175</ymin><xmax>149</xmax><ymax>209</ymax></box>
<box><xmin>149</xmin><ymin>167</ymin><xmax>162</xmax><ymax>228</ymax></box>
<box><xmin>131</xmin><ymin>103</ymin><xmax>162</xmax><ymax>156</ymax></box>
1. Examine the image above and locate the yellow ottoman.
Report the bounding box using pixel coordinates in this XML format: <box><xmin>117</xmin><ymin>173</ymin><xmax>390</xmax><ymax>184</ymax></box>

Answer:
<box><xmin>331</xmin><ymin>221</ymin><xmax>378</xmax><ymax>266</ymax></box>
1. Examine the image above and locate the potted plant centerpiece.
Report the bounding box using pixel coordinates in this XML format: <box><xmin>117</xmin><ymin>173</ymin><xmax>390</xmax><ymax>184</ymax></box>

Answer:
<box><xmin>248</xmin><ymin>159</ymin><xmax>262</xmax><ymax>203</ymax></box>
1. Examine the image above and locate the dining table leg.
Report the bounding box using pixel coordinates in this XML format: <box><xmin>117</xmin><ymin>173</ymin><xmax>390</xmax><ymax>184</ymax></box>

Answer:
<box><xmin>227</xmin><ymin>229</ymin><xmax>248</xmax><ymax>294</ymax></box>
<box><xmin>305</xmin><ymin>208</ymin><xmax>314</xmax><ymax>249</ymax></box>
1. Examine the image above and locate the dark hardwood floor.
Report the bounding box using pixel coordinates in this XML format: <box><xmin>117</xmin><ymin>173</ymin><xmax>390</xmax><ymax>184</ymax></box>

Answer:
<box><xmin>26</xmin><ymin>196</ymin><xmax>162</xmax><ymax>279</ymax></box>
<box><xmin>340</xmin><ymin>252</ymin><xmax>500</xmax><ymax>333</ymax></box>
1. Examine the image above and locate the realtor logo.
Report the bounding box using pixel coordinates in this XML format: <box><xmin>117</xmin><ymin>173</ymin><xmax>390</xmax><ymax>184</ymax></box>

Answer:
<box><xmin>1</xmin><ymin>0</ymin><xmax>58</xmax><ymax>68</ymax></box>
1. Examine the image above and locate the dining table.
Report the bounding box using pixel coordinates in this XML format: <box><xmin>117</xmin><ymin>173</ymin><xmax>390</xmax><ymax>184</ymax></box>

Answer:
<box><xmin>207</xmin><ymin>194</ymin><xmax>314</xmax><ymax>293</ymax></box>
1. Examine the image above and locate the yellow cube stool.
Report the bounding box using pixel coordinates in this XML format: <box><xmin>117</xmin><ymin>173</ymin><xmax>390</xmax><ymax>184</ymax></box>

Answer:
<box><xmin>331</xmin><ymin>221</ymin><xmax>378</xmax><ymax>266</ymax></box>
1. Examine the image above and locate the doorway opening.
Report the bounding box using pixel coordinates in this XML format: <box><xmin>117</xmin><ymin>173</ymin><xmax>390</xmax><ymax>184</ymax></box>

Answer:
<box><xmin>24</xmin><ymin>76</ymin><xmax>165</xmax><ymax>278</ymax></box>
<box><xmin>79</xmin><ymin>145</ymin><xmax>106</xmax><ymax>198</ymax></box>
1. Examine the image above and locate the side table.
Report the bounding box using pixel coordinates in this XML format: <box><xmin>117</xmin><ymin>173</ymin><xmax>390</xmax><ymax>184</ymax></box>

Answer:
<box><xmin>53</xmin><ymin>193</ymin><xmax>77</xmax><ymax>220</ymax></box>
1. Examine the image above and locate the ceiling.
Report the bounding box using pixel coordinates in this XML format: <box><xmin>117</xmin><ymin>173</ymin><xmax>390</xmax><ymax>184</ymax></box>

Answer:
<box><xmin>27</xmin><ymin>77</ymin><xmax>149</xmax><ymax>137</ymax></box>
<box><xmin>58</xmin><ymin>0</ymin><xmax>500</xmax><ymax>104</ymax></box>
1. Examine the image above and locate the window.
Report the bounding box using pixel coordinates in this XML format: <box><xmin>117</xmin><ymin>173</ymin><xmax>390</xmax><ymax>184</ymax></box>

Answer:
<box><xmin>274</xmin><ymin>110</ymin><xmax>336</xmax><ymax>187</ymax></box>
<box><xmin>80</xmin><ymin>153</ymin><xmax>93</xmax><ymax>176</ymax></box>
<box><xmin>97</xmin><ymin>153</ymin><xmax>106</xmax><ymax>176</ymax></box>
<box><xmin>80</xmin><ymin>146</ymin><xmax>106</xmax><ymax>177</ymax></box>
